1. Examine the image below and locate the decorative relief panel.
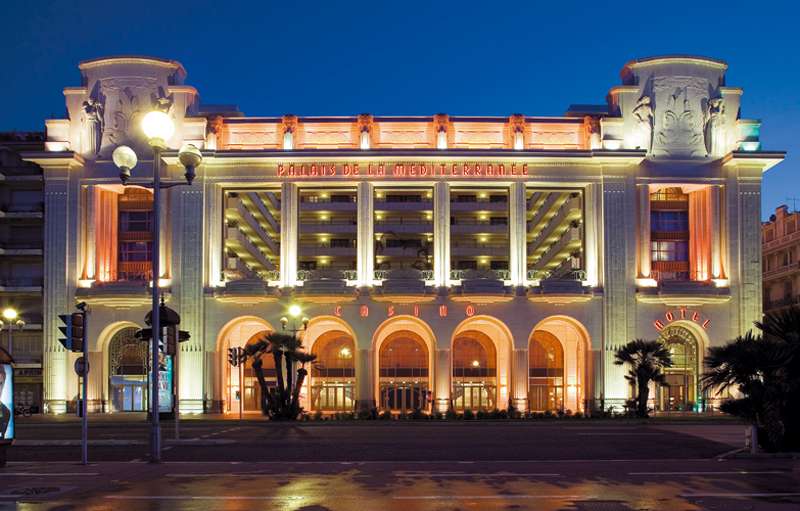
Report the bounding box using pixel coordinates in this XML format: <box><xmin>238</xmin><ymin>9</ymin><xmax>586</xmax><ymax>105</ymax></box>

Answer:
<box><xmin>528</xmin><ymin>123</ymin><xmax>582</xmax><ymax>150</ymax></box>
<box><xmin>451</xmin><ymin>122</ymin><xmax>505</xmax><ymax>148</ymax></box>
<box><xmin>376</xmin><ymin>122</ymin><xmax>431</xmax><ymax>148</ymax></box>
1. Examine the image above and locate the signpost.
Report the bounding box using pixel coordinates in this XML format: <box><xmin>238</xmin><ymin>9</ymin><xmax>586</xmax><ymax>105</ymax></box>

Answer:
<box><xmin>58</xmin><ymin>303</ymin><xmax>88</xmax><ymax>465</ymax></box>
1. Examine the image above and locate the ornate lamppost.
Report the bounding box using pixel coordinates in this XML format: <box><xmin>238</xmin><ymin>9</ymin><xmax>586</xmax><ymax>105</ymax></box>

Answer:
<box><xmin>111</xmin><ymin>110</ymin><xmax>202</xmax><ymax>463</ymax></box>
<box><xmin>0</xmin><ymin>308</ymin><xmax>25</xmax><ymax>356</ymax></box>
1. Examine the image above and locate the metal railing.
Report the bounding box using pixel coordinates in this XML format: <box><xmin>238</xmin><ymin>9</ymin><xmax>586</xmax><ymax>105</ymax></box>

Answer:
<box><xmin>449</xmin><ymin>269</ymin><xmax>509</xmax><ymax>281</ymax></box>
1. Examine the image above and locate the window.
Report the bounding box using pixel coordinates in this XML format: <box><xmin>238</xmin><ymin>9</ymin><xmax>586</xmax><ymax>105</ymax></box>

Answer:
<box><xmin>120</xmin><ymin>211</ymin><xmax>152</xmax><ymax>233</ymax></box>
<box><xmin>120</xmin><ymin>241</ymin><xmax>152</xmax><ymax>262</ymax></box>
<box><xmin>651</xmin><ymin>211</ymin><xmax>688</xmax><ymax>232</ymax></box>
<box><xmin>650</xmin><ymin>187</ymin><xmax>688</xmax><ymax>202</ymax></box>
<box><xmin>651</xmin><ymin>241</ymin><xmax>688</xmax><ymax>262</ymax></box>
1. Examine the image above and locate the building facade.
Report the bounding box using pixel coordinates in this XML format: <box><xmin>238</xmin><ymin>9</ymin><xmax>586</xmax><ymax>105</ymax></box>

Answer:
<box><xmin>24</xmin><ymin>55</ymin><xmax>783</xmax><ymax>415</ymax></box>
<box><xmin>0</xmin><ymin>133</ymin><xmax>44</xmax><ymax>412</ymax></box>
<box><xmin>763</xmin><ymin>206</ymin><xmax>800</xmax><ymax>313</ymax></box>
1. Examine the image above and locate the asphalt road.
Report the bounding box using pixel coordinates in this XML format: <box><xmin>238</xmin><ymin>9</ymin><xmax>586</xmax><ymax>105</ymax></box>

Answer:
<box><xmin>3</xmin><ymin>418</ymin><xmax>799</xmax><ymax>510</ymax></box>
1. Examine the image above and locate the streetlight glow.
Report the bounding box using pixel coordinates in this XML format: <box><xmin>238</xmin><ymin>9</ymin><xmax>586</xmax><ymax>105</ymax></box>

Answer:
<box><xmin>288</xmin><ymin>304</ymin><xmax>302</xmax><ymax>318</ymax></box>
<box><xmin>141</xmin><ymin>110</ymin><xmax>175</xmax><ymax>142</ymax></box>
<box><xmin>2</xmin><ymin>308</ymin><xmax>18</xmax><ymax>321</ymax></box>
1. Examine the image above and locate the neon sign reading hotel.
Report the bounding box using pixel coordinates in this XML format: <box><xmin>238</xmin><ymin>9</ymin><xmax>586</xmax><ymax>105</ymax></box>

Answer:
<box><xmin>277</xmin><ymin>162</ymin><xmax>530</xmax><ymax>178</ymax></box>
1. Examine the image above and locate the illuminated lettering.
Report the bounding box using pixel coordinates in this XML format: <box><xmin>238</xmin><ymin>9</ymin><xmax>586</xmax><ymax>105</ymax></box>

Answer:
<box><xmin>654</xmin><ymin>320</ymin><xmax>665</xmax><ymax>331</ymax></box>
<box><xmin>413</xmin><ymin>304</ymin><xmax>420</xmax><ymax>317</ymax></box>
<box><xmin>465</xmin><ymin>304</ymin><xmax>476</xmax><ymax>317</ymax></box>
<box><xmin>334</xmin><ymin>305</ymin><xmax>342</xmax><ymax>317</ymax></box>
<box><xmin>387</xmin><ymin>305</ymin><xmax>395</xmax><ymax>317</ymax></box>
<box><xmin>359</xmin><ymin>305</ymin><xmax>369</xmax><ymax>318</ymax></box>
<box><xmin>702</xmin><ymin>319</ymin><xmax>711</xmax><ymax>329</ymax></box>
<box><xmin>665</xmin><ymin>311</ymin><xmax>674</xmax><ymax>322</ymax></box>
<box><xmin>439</xmin><ymin>305</ymin><xmax>448</xmax><ymax>318</ymax></box>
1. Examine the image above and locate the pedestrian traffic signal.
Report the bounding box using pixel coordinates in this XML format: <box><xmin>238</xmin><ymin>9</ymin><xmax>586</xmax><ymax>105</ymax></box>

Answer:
<box><xmin>58</xmin><ymin>312</ymin><xmax>85</xmax><ymax>352</ymax></box>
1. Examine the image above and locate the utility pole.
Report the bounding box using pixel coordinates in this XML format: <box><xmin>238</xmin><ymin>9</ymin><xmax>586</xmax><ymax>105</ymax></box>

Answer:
<box><xmin>77</xmin><ymin>302</ymin><xmax>88</xmax><ymax>465</ymax></box>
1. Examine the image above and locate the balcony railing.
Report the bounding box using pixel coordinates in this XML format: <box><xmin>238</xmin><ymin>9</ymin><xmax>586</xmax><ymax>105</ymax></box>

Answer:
<box><xmin>296</xmin><ymin>269</ymin><xmax>358</xmax><ymax>281</ymax></box>
<box><xmin>373</xmin><ymin>269</ymin><xmax>434</xmax><ymax>281</ymax></box>
<box><xmin>527</xmin><ymin>269</ymin><xmax>586</xmax><ymax>281</ymax></box>
<box><xmin>449</xmin><ymin>269</ymin><xmax>509</xmax><ymax>281</ymax></box>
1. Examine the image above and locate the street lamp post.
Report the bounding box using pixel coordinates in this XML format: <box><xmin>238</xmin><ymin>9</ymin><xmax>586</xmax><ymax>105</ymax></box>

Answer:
<box><xmin>280</xmin><ymin>304</ymin><xmax>309</xmax><ymax>338</ymax></box>
<box><xmin>112</xmin><ymin>109</ymin><xmax>203</xmax><ymax>463</ymax></box>
<box><xmin>1</xmin><ymin>308</ymin><xmax>25</xmax><ymax>356</ymax></box>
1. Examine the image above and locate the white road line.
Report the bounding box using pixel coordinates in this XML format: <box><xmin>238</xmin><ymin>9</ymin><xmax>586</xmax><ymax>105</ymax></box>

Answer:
<box><xmin>0</xmin><ymin>472</ymin><xmax>101</xmax><ymax>476</ymax></box>
<box><xmin>630</xmin><ymin>471</ymin><xmax>789</xmax><ymax>476</ymax></box>
<box><xmin>393</xmin><ymin>494</ymin><xmax>584</xmax><ymax>500</ymax></box>
<box><xmin>577</xmin><ymin>433</ymin><xmax>663</xmax><ymax>436</ymax></box>
<box><xmin>105</xmin><ymin>496</ymin><xmax>305</xmax><ymax>501</ymax></box>
<box><xmin>164</xmin><ymin>472</ymin><xmax>562</xmax><ymax>478</ymax></box>
<box><xmin>680</xmin><ymin>492</ymin><xmax>800</xmax><ymax>498</ymax></box>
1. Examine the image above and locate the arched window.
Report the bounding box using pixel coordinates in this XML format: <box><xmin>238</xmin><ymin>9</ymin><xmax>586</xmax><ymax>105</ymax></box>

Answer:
<box><xmin>452</xmin><ymin>331</ymin><xmax>496</xmax><ymax>411</ymax></box>
<box><xmin>108</xmin><ymin>327</ymin><xmax>147</xmax><ymax>412</ymax></box>
<box><xmin>378</xmin><ymin>332</ymin><xmax>429</xmax><ymax>412</ymax></box>
<box><xmin>311</xmin><ymin>331</ymin><xmax>355</xmax><ymax>412</ymax></box>
<box><xmin>528</xmin><ymin>330</ymin><xmax>564</xmax><ymax>412</ymax></box>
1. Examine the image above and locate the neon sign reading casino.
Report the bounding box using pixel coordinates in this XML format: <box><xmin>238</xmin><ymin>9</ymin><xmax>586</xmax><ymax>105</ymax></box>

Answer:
<box><xmin>277</xmin><ymin>162</ymin><xmax>530</xmax><ymax>178</ymax></box>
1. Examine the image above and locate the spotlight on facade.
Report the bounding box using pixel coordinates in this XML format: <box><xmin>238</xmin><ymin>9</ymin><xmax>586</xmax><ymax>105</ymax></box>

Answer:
<box><xmin>471</xmin><ymin>360</ymin><xmax>480</xmax><ymax>368</ymax></box>
<box><xmin>111</xmin><ymin>145</ymin><xmax>138</xmax><ymax>184</ymax></box>
<box><xmin>141</xmin><ymin>111</ymin><xmax>175</xmax><ymax>147</ymax></box>
<box><xmin>178</xmin><ymin>143</ymin><xmax>203</xmax><ymax>184</ymax></box>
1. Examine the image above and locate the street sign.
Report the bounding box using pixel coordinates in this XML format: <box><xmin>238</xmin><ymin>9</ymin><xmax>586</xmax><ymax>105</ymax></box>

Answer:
<box><xmin>74</xmin><ymin>356</ymin><xmax>89</xmax><ymax>376</ymax></box>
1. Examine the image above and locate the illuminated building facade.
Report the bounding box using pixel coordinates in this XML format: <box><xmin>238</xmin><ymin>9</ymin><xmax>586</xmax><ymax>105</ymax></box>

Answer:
<box><xmin>25</xmin><ymin>55</ymin><xmax>783</xmax><ymax>415</ymax></box>
<box><xmin>762</xmin><ymin>206</ymin><xmax>800</xmax><ymax>314</ymax></box>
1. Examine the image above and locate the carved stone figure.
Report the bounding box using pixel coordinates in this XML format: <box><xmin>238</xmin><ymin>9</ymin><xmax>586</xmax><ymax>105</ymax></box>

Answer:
<box><xmin>632</xmin><ymin>95</ymin><xmax>653</xmax><ymax>151</ymax></box>
<box><xmin>81</xmin><ymin>97</ymin><xmax>104</xmax><ymax>155</ymax></box>
<box><xmin>704</xmin><ymin>97</ymin><xmax>725</xmax><ymax>157</ymax></box>
<box><xmin>651</xmin><ymin>77</ymin><xmax>708</xmax><ymax>157</ymax></box>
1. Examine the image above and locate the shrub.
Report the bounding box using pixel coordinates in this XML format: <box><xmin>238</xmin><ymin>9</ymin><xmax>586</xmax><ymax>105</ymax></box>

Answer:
<box><xmin>313</xmin><ymin>410</ymin><xmax>323</xmax><ymax>421</ymax></box>
<box><xmin>463</xmin><ymin>409</ymin><xmax>475</xmax><ymax>420</ymax></box>
<box><xmin>445</xmin><ymin>408</ymin><xmax>458</xmax><ymax>420</ymax></box>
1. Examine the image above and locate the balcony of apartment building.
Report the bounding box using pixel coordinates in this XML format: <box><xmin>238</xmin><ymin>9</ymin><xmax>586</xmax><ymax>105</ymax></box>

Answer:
<box><xmin>302</xmin><ymin>215</ymin><xmax>358</xmax><ymax>235</ymax></box>
<box><xmin>225</xmin><ymin>194</ymin><xmax>280</xmax><ymax>251</ymax></box>
<box><xmin>0</xmin><ymin>276</ymin><xmax>43</xmax><ymax>294</ymax></box>
<box><xmin>372</xmin><ymin>267</ymin><xmax>434</xmax><ymax>302</ymax></box>
<box><xmin>374</xmin><ymin>214</ymin><xmax>433</xmax><ymax>234</ymax></box>
<box><xmin>450</xmin><ymin>268</ymin><xmax>512</xmax><ymax>303</ymax></box>
<box><xmin>0</xmin><ymin>201</ymin><xmax>44</xmax><ymax>219</ymax></box>
<box><xmin>451</xmin><ymin>217</ymin><xmax>508</xmax><ymax>235</ymax></box>
<box><xmin>0</xmin><ymin>239</ymin><xmax>43</xmax><ymax>256</ymax></box>
<box><xmin>299</xmin><ymin>192</ymin><xmax>357</xmax><ymax>212</ymax></box>
<box><xmin>451</xmin><ymin>242</ymin><xmax>508</xmax><ymax>258</ymax></box>
<box><xmin>527</xmin><ymin>193</ymin><xmax>582</xmax><ymax>239</ymax></box>
<box><xmin>374</xmin><ymin>191</ymin><xmax>432</xmax><ymax>212</ymax></box>
<box><xmin>294</xmin><ymin>268</ymin><xmax>358</xmax><ymax>303</ymax></box>
<box><xmin>449</xmin><ymin>193</ymin><xmax>508</xmax><ymax>212</ymax></box>
<box><xmin>224</xmin><ymin>226</ymin><xmax>278</xmax><ymax>275</ymax></box>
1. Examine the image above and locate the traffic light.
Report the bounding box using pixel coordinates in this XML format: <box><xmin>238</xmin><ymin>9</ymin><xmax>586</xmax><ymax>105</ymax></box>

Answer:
<box><xmin>228</xmin><ymin>347</ymin><xmax>239</xmax><ymax>367</ymax></box>
<box><xmin>58</xmin><ymin>312</ymin><xmax>84</xmax><ymax>352</ymax></box>
<box><xmin>165</xmin><ymin>327</ymin><xmax>191</xmax><ymax>356</ymax></box>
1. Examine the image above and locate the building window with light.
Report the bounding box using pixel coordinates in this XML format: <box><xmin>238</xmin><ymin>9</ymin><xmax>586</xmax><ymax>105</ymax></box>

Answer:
<box><xmin>374</xmin><ymin>187</ymin><xmax>433</xmax><ymax>280</ymax></box>
<box><xmin>649</xmin><ymin>188</ymin><xmax>690</xmax><ymax>281</ymax></box>
<box><xmin>222</xmin><ymin>188</ymin><xmax>282</xmax><ymax>283</ymax></box>
<box><xmin>117</xmin><ymin>188</ymin><xmax>153</xmax><ymax>281</ymax></box>
<box><xmin>298</xmin><ymin>188</ymin><xmax>357</xmax><ymax>281</ymax></box>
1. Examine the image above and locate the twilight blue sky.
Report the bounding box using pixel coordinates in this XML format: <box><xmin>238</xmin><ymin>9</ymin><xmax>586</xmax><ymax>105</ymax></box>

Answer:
<box><xmin>2</xmin><ymin>0</ymin><xmax>797</xmax><ymax>218</ymax></box>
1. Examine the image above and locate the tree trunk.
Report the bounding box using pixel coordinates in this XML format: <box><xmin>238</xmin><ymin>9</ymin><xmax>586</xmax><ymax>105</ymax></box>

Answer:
<box><xmin>272</xmin><ymin>350</ymin><xmax>285</xmax><ymax>412</ymax></box>
<box><xmin>291</xmin><ymin>367</ymin><xmax>308</xmax><ymax>417</ymax></box>
<box><xmin>251</xmin><ymin>357</ymin><xmax>271</xmax><ymax>416</ymax></box>
<box><xmin>637</xmin><ymin>377</ymin><xmax>650</xmax><ymax>418</ymax></box>
<box><xmin>284</xmin><ymin>354</ymin><xmax>294</xmax><ymax>412</ymax></box>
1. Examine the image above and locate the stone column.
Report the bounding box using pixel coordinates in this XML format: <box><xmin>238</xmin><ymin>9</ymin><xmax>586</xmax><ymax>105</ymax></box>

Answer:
<box><xmin>280</xmin><ymin>182</ymin><xmax>298</xmax><ymax>288</ymax></box>
<box><xmin>509</xmin><ymin>182</ymin><xmax>527</xmax><ymax>288</ymax></box>
<box><xmin>83</xmin><ymin>185</ymin><xmax>97</xmax><ymax>280</ymax></box>
<box><xmin>173</xmin><ymin>185</ymin><xmax>206</xmax><ymax>413</ymax></box>
<box><xmin>357</xmin><ymin>182</ymin><xmax>374</xmax><ymax>287</ymax></box>
<box><xmin>434</xmin><ymin>348</ymin><xmax>451</xmax><ymax>413</ymax></box>
<box><xmin>512</xmin><ymin>348</ymin><xmax>529</xmax><ymax>411</ymax></box>
<box><xmin>637</xmin><ymin>184</ymin><xmax>651</xmax><ymax>279</ymax></box>
<box><xmin>433</xmin><ymin>182</ymin><xmax>450</xmax><ymax>287</ymax></box>
<box><xmin>602</xmin><ymin>177</ymin><xmax>636</xmax><ymax>409</ymax></box>
<box><xmin>355</xmin><ymin>348</ymin><xmax>374</xmax><ymax>410</ymax></box>
<box><xmin>42</xmin><ymin>169</ymin><xmax>73</xmax><ymax>413</ymax></box>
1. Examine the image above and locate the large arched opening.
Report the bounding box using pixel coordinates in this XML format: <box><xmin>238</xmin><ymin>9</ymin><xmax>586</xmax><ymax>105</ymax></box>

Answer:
<box><xmin>450</xmin><ymin>315</ymin><xmax>514</xmax><ymax>411</ymax></box>
<box><xmin>302</xmin><ymin>316</ymin><xmax>358</xmax><ymax>412</ymax></box>
<box><xmin>656</xmin><ymin>321</ymin><xmax>708</xmax><ymax>412</ymax></box>
<box><xmin>216</xmin><ymin>316</ymin><xmax>275</xmax><ymax>414</ymax></box>
<box><xmin>528</xmin><ymin>316</ymin><xmax>590</xmax><ymax>413</ymax></box>
<box><xmin>106</xmin><ymin>325</ymin><xmax>148</xmax><ymax>412</ymax></box>
<box><xmin>372</xmin><ymin>315</ymin><xmax>436</xmax><ymax>413</ymax></box>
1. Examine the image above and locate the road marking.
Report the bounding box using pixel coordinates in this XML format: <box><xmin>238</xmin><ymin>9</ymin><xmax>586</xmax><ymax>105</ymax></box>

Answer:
<box><xmin>106</xmin><ymin>495</ymin><xmax>306</xmax><ymax>501</ymax></box>
<box><xmin>0</xmin><ymin>472</ymin><xmax>101</xmax><ymax>476</ymax></box>
<box><xmin>393</xmin><ymin>494</ymin><xmax>584</xmax><ymax>500</ymax></box>
<box><xmin>630</xmin><ymin>470</ymin><xmax>790</xmax><ymax>476</ymax></box>
<box><xmin>577</xmin><ymin>433</ymin><xmax>663</xmax><ymax>436</ymax></box>
<box><xmin>680</xmin><ymin>492</ymin><xmax>800</xmax><ymax>498</ymax></box>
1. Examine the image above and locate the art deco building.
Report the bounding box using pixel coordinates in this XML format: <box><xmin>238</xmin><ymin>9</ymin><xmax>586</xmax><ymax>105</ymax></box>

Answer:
<box><xmin>24</xmin><ymin>55</ymin><xmax>783</xmax><ymax>415</ymax></box>
<box><xmin>763</xmin><ymin>206</ymin><xmax>800</xmax><ymax>313</ymax></box>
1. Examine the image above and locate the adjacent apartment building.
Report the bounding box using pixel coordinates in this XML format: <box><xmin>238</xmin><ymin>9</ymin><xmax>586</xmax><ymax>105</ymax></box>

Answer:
<box><xmin>22</xmin><ymin>55</ymin><xmax>783</xmax><ymax>416</ymax></box>
<box><xmin>763</xmin><ymin>205</ymin><xmax>800</xmax><ymax>313</ymax></box>
<box><xmin>0</xmin><ymin>132</ymin><xmax>44</xmax><ymax>412</ymax></box>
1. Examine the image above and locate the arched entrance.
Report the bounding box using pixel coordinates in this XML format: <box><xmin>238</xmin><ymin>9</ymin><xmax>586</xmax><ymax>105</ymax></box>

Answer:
<box><xmin>310</xmin><ymin>331</ymin><xmax>356</xmax><ymax>411</ymax></box>
<box><xmin>107</xmin><ymin>326</ymin><xmax>147</xmax><ymax>412</ymax></box>
<box><xmin>373</xmin><ymin>316</ymin><xmax>436</xmax><ymax>413</ymax></box>
<box><xmin>216</xmin><ymin>316</ymin><xmax>274</xmax><ymax>414</ymax></box>
<box><xmin>528</xmin><ymin>330</ymin><xmax>564</xmax><ymax>412</ymax></box>
<box><xmin>451</xmin><ymin>315</ymin><xmax>513</xmax><ymax>411</ymax></box>
<box><xmin>657</xmin><ymin>324</ymin><xmax>703</xmax><ymax>411</ymax></box>
<box><xmin>529</xmin><ymin>316</ymin><xmax>590</xmax><ymax>413</ymax></box>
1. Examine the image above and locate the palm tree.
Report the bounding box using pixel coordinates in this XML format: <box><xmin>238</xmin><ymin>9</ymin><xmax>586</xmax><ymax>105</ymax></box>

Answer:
<box><xmin>240</xmin><ymin>331</ymin><xmax>317</xmax><ymax>420</ymax></box>
<box><xmin>702</xmin><ymin>308</ymin><xmax>800</xmax><ymax>451</ymax></box>
<box><xmin>614</xmin><ymin>339</ymin><xmax>673</xmax><ymax>418</ymax></box>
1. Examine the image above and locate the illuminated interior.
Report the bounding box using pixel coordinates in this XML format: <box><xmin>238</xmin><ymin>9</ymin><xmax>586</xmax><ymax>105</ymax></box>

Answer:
<box><xmin>223</xmin><ymin>188</ymin><xmax>282</xmax><ymax>282</ymax></box>
<box><xmin>374</xmin><ymin>187</ymin><xmax>433</xmax><ymax>279</ymax></box>
<box><xmin>378</xmin><ymin>330</ymin><xmax>430</xmax><ymax>412</ymax></box>
<box><xmin>525</xmin><ymin>188</ymin><xmax>584</xmax><ymax>281</ymax></box>
<box><xmin>450</xmin><ymin>187</ymin><xmax>509</xmax><ymax>278</ymax></box>
<box><xmin>310</xmin><ymin>330</ymin><xmax>356</xmax><ymax>412</ymax></box>
<box><xmin>451</xmin><ymin>330</ymin><xmax>497</xmax><ymax>411</ymax></box>
<box><xmin>298</xmin><ymin>187</ymin><xmax>357</xmax><ymax>278</ymax></box>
